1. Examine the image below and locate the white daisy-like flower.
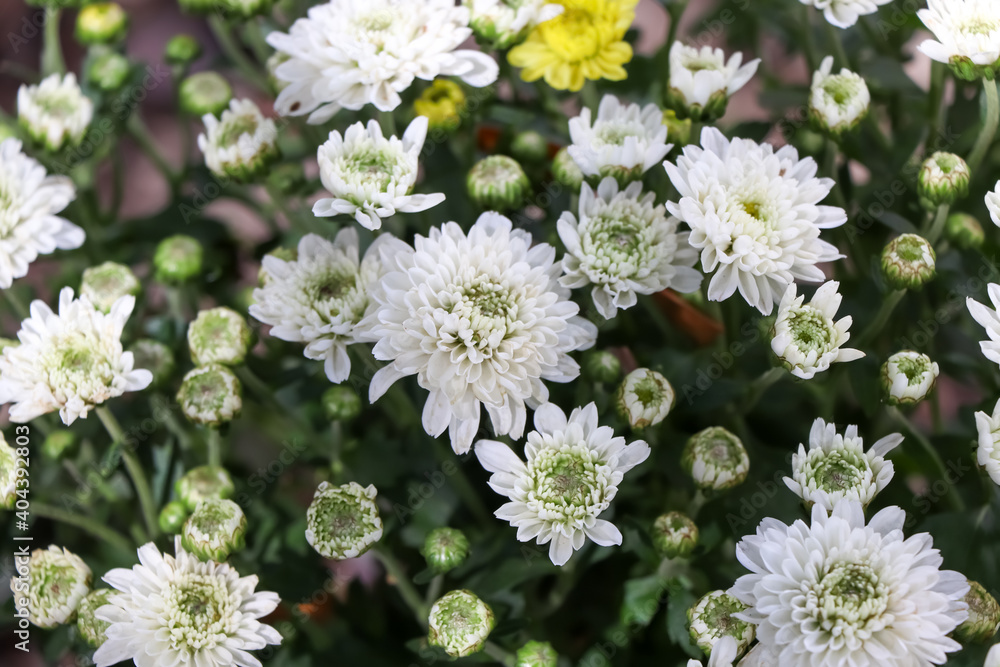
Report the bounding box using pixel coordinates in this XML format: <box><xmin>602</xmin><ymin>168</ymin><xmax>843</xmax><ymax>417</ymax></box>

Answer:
<box><xmin>667</xmin><ymin>42</ymin><xmax>759</xmax><ymax>121</ymax></box>
<box><xmin>250</xmin><ymin>229</ymin><xmax>392</xmax><ymax>383</ymax></box>
<box><xmin>305</xmin><ymin>481</ymin><xmax>384</xmax><ymax>560</ymax></box>
<box><xmin>731</xmin><ymin>501</ymin><xmax>969</xmax><ymax>667</ymax></box>
<box><xmin>464</xmin><ymin>0</ymin><xmax>563</xmax><ymax>50</ymax></box>
<box><xmin>358</xmin><ymin>213</ymin><xmax>598</xmax><ymax>454</ymax></box>
<box><xmin>474</xmin><ymin>402</ymin><xmax>649</xmax><ymax>566</ymax></box>
<box><xmin>664</xmin><ymin>127</ymin><xmax>846</xmax><ymax>314</ymax></box>
<box><xmin>11</xmin><ymin>545</ymin><xmax>92</xmax><ymax>628</ymax></box>
<box><xmin>966</xmin><ymin>283</ymin><xmax>1000</xmax><ymax>369</ymax></box>
<box><xmin>197</xmin><ymin>98</ymin><xmax>279</xmax><ymax>181</ymax></box>
<box><xmin>975</xmin><ymin>398</ymin><xmax>1000</xmax><ymax>486</ymax></box>
<box><xmin>0</xmin><ymin>138</ymin><xmax>84</xmax><ymax>288</ymax></box>
<box><xmin>987</xmin><ymin>181</ymin><xmax>1000</xmax><ymax>228</ymax></box>
<box><xmin>567</xmin><ymin>95</ymin><xmax>673</xmax><ymax>184</ymax></box>
<box><xmin>687</xmin><ymin>636</ymin><xmax>738</xmax><ymax>667</ymax></box>
<box><xmin>17</xmin><ymin>73</ymin><xmax>93</xmax><ymax>151</ymax></box>
<box><xmin>0</xmin><ymin>288</ymin><xmax>152</xmax><ymax>425</ymax></box>
<box><xmin>94</xmin><ymin>537</ymin><xmax>282</xmax><ymax>667</ymax></box>
<box><xmin>810</xmin><ymin>56</ymin><xmax>870</xmax><ymax>134</ymax></box>
<box><xmin>918</xmin><ymin>0</ymin><xmax>1000</xmax><ymax>80</ymax></box>
<box><xmin>800</xmin><ymin>0</ymin><xmax>893</xmax><ymax>29</ymax></box>
<box><xmin>771</xmin><ymin>281</ymin><xmax>863</xmax><ymax>379</ymax></box>
<box><xmin>558</xmin><ymin>178</ymin><xmax>702</xmax><ymax>320</ymax></box>
<box><xmin>312</xmin><ymin>116</ymin><xmax>445</xmax><ymax>231</ymax></box>
<box><xmin>784</xmin><ymin>418</ymin><xmax>903</xmax><ymax>511</ymax></box>
<box><xmin>266</xmin><ymin>0</ymin><xmax>499</xmax><ymax>124</ymax></box>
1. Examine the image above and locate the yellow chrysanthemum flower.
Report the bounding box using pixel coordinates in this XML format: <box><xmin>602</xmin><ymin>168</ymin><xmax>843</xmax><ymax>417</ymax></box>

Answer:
<box><xmin>507</xmin><ymin>0</ymin><xmax>637</xmax><ymax>92</ymax></box>
<box><xmin>414</xmin><ymin>80</ymin><xmax>467</xmax><ymax>132</ymax></box>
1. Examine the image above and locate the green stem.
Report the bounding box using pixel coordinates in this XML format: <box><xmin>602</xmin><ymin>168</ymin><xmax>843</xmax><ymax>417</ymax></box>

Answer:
<box><xmin>968</xmin><ymin>79</ymin><xmax>1000</xmax><ymax>172</ymax></box>
<box><xmin>686</xmin><ymin>489</ymin><xmax>707</xmax><ymax>520</ymax></box>
<box><xmin>207</xmin><ymin>427</ymin><xmax>222</xmax><ymax>468</ymax></box>
<box><xmin>96</xmin><ymin>407</ymin><xmax>160</xmax><ymax>540</ymax></box>
<box><xmin>32</xmin><ymin>503</ymin><xmax>133</xmax><ymax>553</ymax></box>
<box><xmin>41</xmin><ymin>9</ymin><xmax>65</xmax><ymax>76</ymax></box>
<box><xmin>888</xmin><ymin>408</ymin><xmax>965</xmax><ymax>512</ymax></box>
<box><xmin>800</xmin><ymin>4</ymin><xmax>819</xmax><ymax>73</ymax></box>
<box><xmin>857</xmin><ymin>290</ymin><xmax>906</xmax><ymax>346</ymax></box>
<box><xmin>665</xmin><ymin>0</ymin><xmax>689</xmax><ymax>52</ymax></box>
<box><xmin>743</xmin><ymin>367</ymin><xmax>786</xmax><ymax>414</ymax></box>
<box><xmin>208</xmin><ymin>15</ymin><xmax>271</xmax><ymax>92</ymax></box>
<box><xmin>580</xmin><ymin>80</ymin><xmax>600</xmax><ymax>114</ymax></box>
<box><xmin>373</xmin><ymin>547</ymin><xmax>429</xmax><ymax>625</ymax></box>
<box><xmin>126</xmin><ymin>115</ymin><xmax>178</xmax><ymax>191</ymax></box>
<box><xmin>3</xmin><ymin>288</ymin><xmax>30</xmax><ymax>320</ymax></box>
<box><xmin>432</xmin><ymin>439</ymin><xmax>492</xmax><ymax>527</ymax></box>
<box><xmin>378</xmin><ymin>109</ymin><xmax>397</xmax><ymax>137</ymax></box>
<box><xmin>925</xmin><ymin>203</ymin><xmax>951</xmax><ymax>246</ymax></box>
<box><xmin>483</xmin><ymin>641</ymin><xmax>515</xmax><ymax>667</ymax></box>
<box><xmin>425</xmin><ymin>573</ymin><xmax>444</xmax><ymax>607</ymax></box>
<box><xmin>927</xmin><ymin>62</ymin><xmax>947</xmax><ymax>150</ymax></box>
<box><xmin>825</xmin><ymin>19</ymin><xmax>850</xmax><ymax>69</ymax></box>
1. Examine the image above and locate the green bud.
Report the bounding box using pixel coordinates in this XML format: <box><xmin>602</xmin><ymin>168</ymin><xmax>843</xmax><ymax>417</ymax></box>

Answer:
<box><xmin>87</xmin><ymin>51</ymin><xmax>131</xmax><ymax>92</ymax></box>
<box><xmin>918</xmin><ymin>152</ymin><xmax>970</xmax><ymax>209</ymax></box>
<box><xmin>76</xmin><ymin>588</ymin><xmax>113</xmax><ymax>648</ymax></box>
<box><xmin>128</xmin><ymin>339</ymin><xmax>176</xmax><ymax>388</ymax></box>
<box><xmin>515</xmin><ymin>640</ymin><xmax>558</xmax><ymax>667</ymax></box>
<box><xmin>682</xmin><ymin>426</ymin><xmax>749</xmax><ymax>491</ymax></box>
<box><xmin>305</xmin><ymin>481</ymin><xmax>383</xmax><ymax>559</ymax></box>
<box><xmin>187</xmin><ymin>307</ymin><xmax>253</xmax><ymax>366</ymax></box>
<box><xmin>662</xmin><ymin>109</ymin><xmax>691</xmax><ymax>146</ymax></box>
<box><xmin>165</xmin><ymin>35</ymin><xmax>202</xmax><ymax>66</ymax></box>
<box><xmin>427</xmin><ymin>590</ymin><xmax>495</xmax><ymax>657</ymax></box>
<box><xmin>322</xmin><ymin>386</ymin><xmax>363</xmax><ymax>422</ymax></box>
<box><xmin>881</xmin><ymin>233</ymin><xmax>936</xmax><ymax>291</ymax></box>
<box><xmin>182</xmin><ymin>498</ymin><xmax>247</xmax><ymax>561</ymax></box>
<box><xmin>75</xmin><ymin>2</ymin><xmax>128</xmax><ymax>45</ymax></box>
<box><xmin>651</xmin><ymin>511</ymin><xmax>699</xmax><ymax>559</ymax></box>
<box><xmin>467</xmin><ymin>155</ymin><xmax>531</xmax><ymax>211</ymax></box>
<box><xmin>551</xmin><ymin>146</ymin><xmax>584</xmax><ymax>192</ymax></box>
<box><xmin>948</xmin><ymin>55</ymin><xmax>1000</xmax><ymax>82</ymax></box>
<box><xmin>616</xmin><ymin>368</ymin><xmax>674</xmax><ymax>429</ymax></box>
<box><xmin>881</xmin><ymin>350</ymin><xmax>939</xmax><ymax>407</ymax></box>
<box><xmin>42</xmin><ymin>430</ymin><xmax>76</xmax><ymax>460</ymax></box>
<box><xmin>956</xmin><ymin>580</ymin><xmax>1000</xmax><ymax>643</ymax></box>
<box><xmin>175</xmin><ymin>465</ymin><xmax>236</xmax><ymax>512</ymax></box>
<box><xmin>81</xmin><ymin>261</ymin><xmax>140</xmax><ymax>312</ymax></box>
<box><xmin>422</xmin><ymin>527</ymin><xmax>470</xmax><ymax>574</ymax></box>
<box><xmin>158</xmin><ymin>500</ymin><xmax>189</xmax><ymax>534</ymax></box>
<box><xmin>154</xmin><ymin>235</ymin><xmax>204</xmax><ymax>283</ymax></box>
<box><xmin>945</xmin><ymin>212</ymin><xmax>985</xmax><ymax>249</ymax></box>
<box><xmin>584</xmin><ymin>350</ymin><xmax>621</xmax><ymax>384</ymax></box>
<box><xmin>15</xmin><ymin>546</ymin><xmax>92</xmax><ymax>628</ymax></box>
<box><xmin>666</xmin><ymin>87</ymin><xmax>729</xmax><ymax>123</ymax></box>
<box><xmin>176</xmin><ymin>364</ymin><xmax>243</xmax><ymax>426</ymax></box>
<box><xmin>511</xmin><ymin>130</ymin><xmax>550</xmax><ymax>164</ymax></box>
<box><xmin>178</xmin><ymin>72</ymin><xmax>233</xmax><ymax>117</ymax></box>
<box><xmin>687</xmin><ymin>590</ymin><xmax>755</xmax><ymax>657</ymax></box>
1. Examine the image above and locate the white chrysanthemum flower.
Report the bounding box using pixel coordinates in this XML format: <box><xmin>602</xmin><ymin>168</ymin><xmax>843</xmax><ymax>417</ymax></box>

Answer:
<box><xmin>731</xmin><ymin>501</ymin><xmax>969</xmax><ymax>667</ymax></box>
<box><xmin>987</xmin><ymin>181</ymin><xmax>1000</xmax><ymax>228</ymax></box>
<box><xmin>771</xmin><ymin>281</ymin><xmax>863</xmax><ymax>380</ymax></box>
<box><xmin>427</xmin><ymin>589</ymin><xmax>495</xmax><ymax>657</ymax></box>
<box><xmin>182</xmin><ymin>498</ymin><xmax>247</xmax><ymax>562</ymax></box>
<box><xmin>688</xmin><ymin>590</ymin><xmax>756</xmax><ymax>657</ymax></box>
<box><xmin>810</xmin><ymin>56</ymin><xmax>870</xmax><ymax>134</ymax></box>
<box><xmin>682</xmin><ymin>426</ymin><xmax>749</xmax><ymax>490</ymax></box>
<box><xmin>464</xmin><ymin>0</ymin><xmax>563</xmax><ymax>50</ymax></box>
<box><xmin>312</xmin><ymin>116</ymin><xmax>445</xmax><ymax>231</ymax></box>
<box><xmin>616</xmin><ymin>368</ymin><xmax>675</xmax><ymax>429</ymax></box>
<box><xmin>568</xmin><ymin>95</ymin><xmax>673</xmax><ymax>184</ymax></box>
<box><xmin>250</xmin><ymin>229</ymin><xmax>390</xmax><ymax>383</ymax></box>
<box><xmin>881</xmin><ymin>350</ymin><xmax>939</xmax><ymax>406</ymax></box>
<box><xmin>784</xmin><ymin>418</ymin><xmax>903</xmax><ymax>511</ymax></box>
<box><xmin>474</xmin><ymin>402</ymin><xmax>650</xmax><ymax>566</ymax></box>
<box><xmin>966</xmin><ymin>283</ymin><xmax>1000</xmax><ymax>369</ymax></box>
<box><xmin>800</xmin><ymin>0</ymin><xmax>892</xmax><ymax>29</ymax></box>
<box><xmin>358</xmin><ymin>213</ymin><xmax>598</xmax><ymax>454</ymax></box>
<box><xmin>687</xmin><ymin>636</ymin><xmax>738</xmax><ymax>667</ymax></box>
<box><xmin>667</xmin><ymin>43</ymin><xmax>759</xmax><ymax>121</ymax></box>
<box><xmin>305</xmin><ymin>481</ymin><xmax>383</xmax><ymax>559</ymax></box>
<box><xmin>0</xmin><ymin>288</ymin><xmax>152</xmax><ymax>425</ymax></box>
<box><xmin>11</xmin><ymin>545</ymin><xmax>91</xmax><ymax>628</ymax></box>
<box><xmin>267</xmin><ymin>0</ymin><xmax>499</xmax><ymax>124</ymax></box>
<box><xmin>989</xmin><ymin>644</ymin><xmax>1000</xmax><ymax>667</ymax></box>
<box><xmin>975</xmin><ymin>398</ymin><xmax>1000</xmax><ymax>487</ymax></box>
<box><xmin>918</xmin><ymin>0</ymin><xmax>1000</xmax><ymax>80</ymax></box>
<box><xmin>558</xmin><ymin>178</ymin><xmax>702</xmax><ymax>319</ymax></box>
<box><xmin>198</xmin><ymin>98</ymin><xmax>279</xmax><ymax>181</ymax></box>
<box><xmin>0</xmin><ymin>138</ymin><xmax>84</xmax><ymax>288</ymax></box>
<box><xmin>17</xmin><ymin>73</ymin><xmax>93</xmax><ymax>151</ymax></box>
<box><xmin>0</xmin><ymin>433</ymin><xmax>16</xmax><ymax>508</ymax></box>
<box><xmin>94</xmin><ymin>537</ymin><xmax>282</xmax><ymax>667</ymax></box>
<box><xmin>664</xmin><ymin>128</ymin><xmax>846</xmax><ymax>314</ymax></box>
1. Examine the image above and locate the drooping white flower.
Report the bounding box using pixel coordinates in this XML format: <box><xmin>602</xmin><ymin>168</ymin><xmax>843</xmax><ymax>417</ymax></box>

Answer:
<box><xmin>474</xmin><ymin>402</ymin><xmax>650</xmax><ymax>566</ymax></box>
<box><xmin>17</xmin><ymin>73</ymin><xmax>93</xmax><ymax>151</ymax></box>
<box><xmin>94</xmin><ymin>537</ymin><xmax>282</xmax><ymax>667</ymax></box>
<box><xmin>784</xmin><ymin>418</ymin><xmax>903</xmax><ymax>511</ymax></box>
<box><xmin>568</xmin><ymin>95</ymin><xmax>673</xmax><ymax>184</ymax></box>
<box><xmin>0</xmin><ymin>288</ymin><xmax>152</xmax><ymax>425</ymax></box>
<box><xmin>312</xmin><ymin>116</ymin><xmax>445</xmax><ymax>231</ymax></box>
<box><xmin>250</xmin><ymin>229</ymin><xmax>391</xmax><ymax>383</ymax></box>
<box><xmin>667</xmin><ymin>42</ymin><xmax>759</xmax><ymax>121</ymax></box>
<box><xmin>731</xmin><ymin>501</ymin><xmax>969</xmax><ymax>667</ymax></box>
<box><xmin>464</xmin><ymin>0</ymin><xmax>563</xmax><ymax>50</ymax></box>
<box><xmin>358</xmin><ymin>213</ymin><xmax>598</xmax><ymax>454</ymax></box>
<box><xmin>0</xmin><ymin>138</ymin><xmax>84</xmax><ymax>288</ymax></box>
<box><xmin>197</xmin><ymin>98</ymin><xmax>279</xmax><ymax>181</ymax></box>
<box><xmin>800</xmin><ymin>0</ymin><xmax>893</xmax><ymax>29</ymax></box>
<box><xmin>987</xmin><ymin>181</ymin><xmax>1000</xmax><ymax>228</ymax></box>
<box><xmin>918</xmin><ymin>0</ymin><xmax>1000</xmax><ymax>80</ymax></box>
<box><xmin>771</xmin><ymin>281</ymin><xmax>863</xmax><ymax>379</ymax></box>
<box><xmin>966</xmin><ymin>283</ymin><xmax>1000</xmax><ymax>369</ymax></box>
<box><xmin>686</xmin><ymin>636</ymin><xmax>738</xmax><ymax>667</ymax></box>
<box><xmin>975</xmin><ymin>398</ymin><xmax>1000</xmax><ymax>487</ymax></box>
<box><xmin>664</xmin><ymin>127</ymin><xmax>846</xmax><ymax>314</ymax></box>
<box><xmin>558</xmin><ymin>178</ymin><xmax>702</xmax><ymax>319</ymax></box>
<box><xmin>267</xmin><ymin>0</ymin><xmax>498</xmax><ymax>124</ymax></box>
<box><xmin>809</xmin><ymin>55</ymin><xmax>870</xmax><ymax>134</ymax></box>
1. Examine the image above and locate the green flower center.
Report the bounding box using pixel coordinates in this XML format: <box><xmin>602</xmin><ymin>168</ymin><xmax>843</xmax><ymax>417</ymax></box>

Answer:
<box><xmin>165</xmin><ymin>575</ymin><xmax>235</xmax><ymax>648</ymax></box>
<box><xmin>339</xmin><ymin>147</ymin><xmax>403</xmax><ymax>194</ymax></box>
<box><xmin>812</xmin><ymin>562</ymin><xmax>887</xmax><ymax>628</ymax></box>
<box><xmin>530</xmin><ymin>447</ymin><xmax>602</xmax><ymax>509</ymax></box>
<box><xmin>594</xmin><ymin>123</ymin><xmax>642</xmax><ymax>146</ymax></box>
<box><xmin>894</xmin><ymin>356</ymin><xmax>929</xmax><ymax>385</ymax></box>
<box><xmin>217</xmin><ymin>115</ymin><xmax>258</xmax><ymax>146</ymax></box>
<box><xmin>808</xmin><ymin>449</ymin><xmax>868</xmax><ymax>491</ymax></box>
<box><xmin>788</xmin><ymin>307</ymin><xmax>834</xmax><ymax>353</ymax></box>
<box><xmin>821</xmin><ymin>75</ymin><xmax>860</xmax><ymax>106</ymax></box>
<box><xmin>892</xmin><ymin>236</ymin><xmax>928</xmax><ymax>263</ymax></box>
<box><xmin>190</xmin><ymin>502</ymin><xmax>238</xmax><ymax>535</ymax></box>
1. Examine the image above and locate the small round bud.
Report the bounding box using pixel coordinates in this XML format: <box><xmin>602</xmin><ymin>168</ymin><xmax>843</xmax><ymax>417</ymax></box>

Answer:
<box><xmin>881</xmin><ymin>350</ymin><xmax>939</xmax><ymax>406</ymax></box>
<box><xmin>182</xmin><ymin>498</ymin><xmax>247</xmax><ymax>562</ymax></box>
<box><xmin>414</xmin><ymin>79</ymin><xmax>467</xmax><ymax>133</ymax></box>
<box><xmin>881</xmin><ymin>233</ymin><xmax>936</xmax><ymax>291</ymax></box>
<box><xmin>188</xmin><ymin>307</ymin><xmax>253</xmax><ymax>366</ymax></box>
<box><xmin>552</xmin><ymin>146</ymin><xmax>584</xmax><ymax>191</ymax></box>
<box><xmin>267</xmin><ymin>162</ymin><xmax>306</xmax><ymax>195</ymax></box>
<box><xmin>176</xmin><ymin>364</ymin><xmax>243</xmax><ymax>426</ymax></box>
<box><xmin>165</xmin><ymin>34</ymin><xmax>202</xmax><ymax>65</ymax></box>
<box><xmin>80</xmin><ymin>261</ymin><xmax>140</xmax><ymax>313</ymax></box>
<box><xmin>159</xmin><ymin>500</ymin><xmax>189</xmax><ymax>534</ymax></box>
<box><xmin>514</xmin><ymin>640</ymin><xmax>558</xmax><ymax>667</ymax></box>
<box><xmin>0</xmin><ymin>434</ymin><xmax>17</xmax><ymax>508</ymax></box>
<box><xmin>511</xmin><ymin>130</ymin><xmax>550</xmax><ymax>164</ymax></box>
<box><xmin>422</xmin><ymin>527</ymin><xmax>470</xmax><ymax>574</ymax></box>
<box><xmin>178</xmin><ymin>72</ymin><xmax>233</xmax><ymax>117</ymax></box>
<box><xmin>809</xmin><ymin>57</ymin><xmax>870</xmax><ymax>136</ymax></box>
<box><xmin>198</xmin><ymin>98</ymin><xmax>280</xmax><ymax>182</ymax></box>
<box><xmin>919</xmin><ymin>152</ymin><xmax>970</xmax><ymax>208</ymax></box>
<box><xmin>305</xmin><ymin>481</ymin><xmax>384</xmax><ymax>559</ymax></box>
<box><xmin>175</xmin><ymin>465</ymin><xmax>235</xmax><ymax>511</ymax></box>
<box><xmin>18</xmin><ymin>73</ymin><xmax>93</xmax><ymax>152</ymax></box>
<box><xmin>687</xmin><ymin>590</ymin><xmax>755</xmax><ymax>657</ymax></box>
<box><xmin>128</xmin><ymin>339</ymin><xmax>176</xmax><ymax>388</ymax></box>
<box><xmin>154</xmin><ymin>235</ymin><xmax>204</xmax><ymax>283</ymax></box>
<box><xmin>427</xmin><ymin>590</ymin><xmax>495</xmax><ymax>658</ymax></box>
<box><xmin>75</xmin><ymin>2</ymin><xmax>128</xmax><ymax>45</ymax></box>
<box><xmin>945</xmin><ymin>212</ymin><xmax>985</xmax><ymax>249</ymax></box>
<box><xmin>946</xmin><ymin>56</ymin><xmax>1000</xmax><ymax>83</ymax></box>
<box><xmin>956</xmin><ymin>580</ymin><xmax>1000</xmax><ymax>644</ymax></box>
<box><xmin>467</xmin><ymin>155</ymin><xmax>531</xmax><ymax>211</ymax></box>
<box><xmin>88</xmin><ymin>51</ymin><xmax>131</xmax><ymax>92</ymax></box>
<box><xmin>616</xmin><ymin>368</ymin><xmax>675</xmax><ymax>429</ymax></box>
<box><xmin>584</xmin><ymin>350</ymin><xmax>621</xmax><ymax>384</ymax></box>
<box><xmin>662</xmin><ymin>109</ymin><xmax>692</xmax><ymax>146</ymax></box>
<box><xmin>682</xmin><ymin>426</ymin><xmax>749</xmax><ymax>491</ymax></box>
<box><xmin>12</xmin><ymin>546</ymin><xmax>92</xmax><ymax>628</ymax></box>
<box><xmin>76</xmin><ymin>588</ymin><xmax>113</xmax><ymax>648</ymax></box>
<box><xmin>42</xmin><ymin>430</ymin><xmax>77</xmax><ymax>460</ymax></box>
<box><xmin>322</xmin><ymin>386</ymin><xmax>363</xmax><ymax>422</ymax></box>
<box><xmin>651</xmin><ymin>511</ymin><xmax>699</xmax><ymax>559</ymax></box>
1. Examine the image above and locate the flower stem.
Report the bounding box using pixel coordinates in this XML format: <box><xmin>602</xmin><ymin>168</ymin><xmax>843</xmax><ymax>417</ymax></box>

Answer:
<box><xmin>32</xmin><ymin>503</ymin><xmax>133</xmax><ymax>553</ymax></box>
<box><xmin>432</xmin><ymin>439</ymin><xmax>492</xmax><ymax>527</ymax></box>
<box><xmin>825</xmin><ymin>19</ymin><xmax>850</xmax><ymax>69</ymax></box>
<box><xmin>3</xmin><ymin>288</ymin><xmax>30</xmax><ymax>320</ymax></box>
<box><xmin>888</xmin><ymin>407</ymin><xmax>965</xmax><ymax>512</ymax></box>
<box><xmin>207</xmin><ymin>427</ymin><xmax>223</xmax><ymax>468</ymax></box>
<box><xmin>483</xmin><ymin>641</ymin><xmax>515</xmax><ymax>667</ymax></box>
<box><xmin>968</xmin><ymin>78</ymin><xmax>1000</xmax><ymax>172</ymax></box>
<box><xmin>925</xmin><ymin>203</ymin><xmax>951</xmax><ymax>246</ymax></box>
<box><xmin>41</xmin><ymin>8</ymin><xmax>65</xmax><ymax>76</ymax></box>
<box><xmin>580</xmin><ymin>80</ymin><xmax>600</xmax><ymax>114</ymax></box>
<box><xmin>743</xmin><ymin>367</ymin><xmax>786</xmax><ymax>414</ymax></box>
<box><xmin>208</xmin><ymin>15</ymin><xmax>271</xmax><ymax>92</ymax></box>
<box><xmin>126</xmin><ymin>115</ymin><xmax>178</xmax><ymax>191</ymax></box>
<box><xmin>372</xmin><ymin>546</ymin><xmax>429</xmax><ymax>626</ymax></box>
<box><xmin>857</xmin><ymin>290</ymin><xmax>906</xmax><ymax>346</ymax></box>
<box><xmin>96</xmin><ymin>406</ymin><xmax>160</xmax><ymax>540</ymax></box>
<box><xmin>425</xmin><ymin>573</ymin><xmax>444</xmax><ymax>607</ymax></box>
<box><xmin>379</xmin><ymin>109</ymin><xmax>397</xmax><ymax>138</ymax></box>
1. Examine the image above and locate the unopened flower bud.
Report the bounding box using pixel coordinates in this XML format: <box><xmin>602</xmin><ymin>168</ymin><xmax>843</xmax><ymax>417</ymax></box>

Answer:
<box><xmin>154</xmin><ymin>235</ymin><xmax>203</xmax><ymax>283</ymax></box>
<box><xmin>81</xmin><ymin>261</ymin><xmax>140</xmax><ymax>313</ymax></box>
<box><xmin>76</xmin><ymin>2</ymin><xmax>128</xmax><ymax>45</ymax></box>
<box><xmin>18</xmin><ymin>73</ymin><xmax>93</xmax><ymax>152</ymax></box>
<box><xmin>467</xmin><ymin>155</ymin><xmax>531</xmax><ymax>211</ymax></box>
<box><xmin>956</xmin><ymin>580</ymin><xmax>1000</xmax><ymax>643</ymax></box>
<box><xmin>159</xmin><ymin>500</ymin><xmax>189</xmax><ymax>534</ymax></box>
<box><xmin>946</xmin><ymin>212</ymin><xmax>985</xmax><ymax>249</ymax></box>
<box><xmin>515</xmin><ymin>640</ymin><xmax>558</xmax><ymax>667</ymax></box>
<box><xmin>687</xmin><ymin>590</ymin><xmax>755</xmax><ymax>657</ymax></box>
<box><xmin>652</xmin><ymin>511</ymin><xmax>699</xmax><ymax>559</ymax></box>
<box><xmin>422</xmin><ymin>527</ymin><xmax>470</xmax><ymax>574</ymax></box>
<box><xmin>881</xmin><ymin>233</ymin><xmax>936</xmax><ymax>291</ymax></box>
<box><xmin>682</xmin><ymin>426</ymin><xmax>749</xmax><ymax>490</ymax></box>
<box><xmin>305</xmin><ymin>481</ymin><xmax>383</xmax><ymax>559</ymax></box>
<box><xmin>919</xmin><ymin>152</ymin><xmax>970</xmax><ymax>208</ymax></box>
<box><xmin>176</xmin><ymin>364</ymin><xmax>242</xmax><ymax>426</ymax></box>
<box><xmin>666</xmin><ymin>43</ymin><xmax>759</xmax><ymax>123</ymax></box>
<box><xmin>616</xmin><ymin>368</ymin><xmax>674</xmax><ymax>429</ymax></box>
<box><xmin>881</xmin><ymin>350</ymin><xmax>939</xmax><ymax>406</ymax></box>
<box><xmin>198</xmin><ymin>98</ymin><xmax>280</xmax><ymax>182</ymax></box>
<box><xmin>182</xmin><ymin>498</ymin><xmax>247</xmax><ymax>562</ymax></box>
<box><xmin>511</xmin><ymin>130</ymin><xmax>550</xmax><ymax>164</ymax></box>
<box><xmin>178</xmin><ymin>72</ymin><xmax>232</xmax><ymax>117</ymax></box>
<box><xmin>552</xmin><ymin>146</ymin><xmax>584</xmax><ymax>191</ymax></box>
<box><xmin>76</xmin><ymin>588</ymin><xmax>113</xmax><ymax>648</ymax></box>
<box><xmin>42</xmin><ymin>430</ymin><xmax>76</xmax><ymax>460</ymax></box>
<box><xmin>188</xmin><ymin>307</ymin><xmax>253</xmax><ymax>366</ymax></box>
<box><xmin>11</xmin><ymin>546</ymin><xmax>91</xmax><ymax>628</ymax></box>
<box><xmin>809</xmin><ymin>56</ymin><xmax>869</xmax><ymax>136</ymax></box>
<box><xmin>428</xmin><ymin>589</ymin><xmax>495</xmax><ymax>657</ymax></box>
<box><xmin>128</xmin><ymin>339</ymin><xmax>175</xmax><ymax>388</ymax></box>
<box><xmin>175</xmin><ymin>465</ymin><xmax>235</xmax><ymax>511</ymax></box>
<box><xmin>584</xmin><ymin>350</ymin><xmax>621</xmax><ymax>384</ymax></box>
<box><xmin>414</xmin><ymin>79</ymin><xmax>467</xmax><ymax>132</ymax></box>
<box><xmin>88</xmin><ymin>51</ymin><xmax>131</xmax><ymax>92</ymax></box>
<box><xmin>322</xmin><ymin>386</ymin><xmax>362</xmax><ymax>422</ymax></box>
<box><xmin>165</xmin><ymin>34</ymin><xmax>202</xmax><ymax>66</ymax></box>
